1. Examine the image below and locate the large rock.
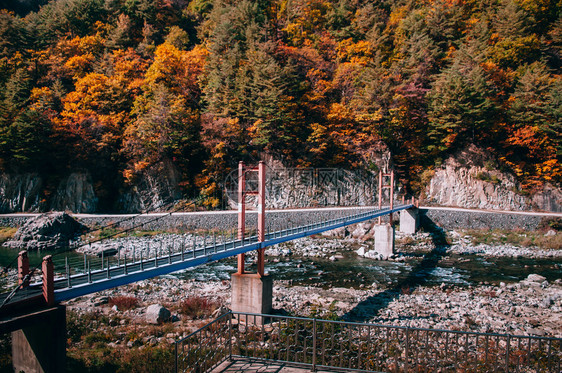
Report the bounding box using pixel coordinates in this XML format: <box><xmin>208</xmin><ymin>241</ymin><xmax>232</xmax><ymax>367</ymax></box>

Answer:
<box><xmin>146</xmin><ymin>304</ymin><xmax>171</xmax><ymax>324</ymax></box>
<box><xmin>526</xmin><ymin>274</ymin><xmax>547</xmax><ymax>283</ymax></box>
<box><xmin>3</xmin><ymin>212</ymin><xmax>88</xmax><ymax>251</ymax></box>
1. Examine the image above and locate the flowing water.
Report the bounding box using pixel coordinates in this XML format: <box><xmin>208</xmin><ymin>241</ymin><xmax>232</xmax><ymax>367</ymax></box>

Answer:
<box><xmin>177</xmin><ymin>250</ymin><xmax>562</xmax><ymax>288</ymax></box>
<box><xmin>0</xmin><ymin>243</ymin><xmax>560</xmax><ymax>290</ymax></box>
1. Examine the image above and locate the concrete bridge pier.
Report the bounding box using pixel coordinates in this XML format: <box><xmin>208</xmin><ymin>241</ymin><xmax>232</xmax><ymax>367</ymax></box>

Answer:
<box><xmin>374</xmin><ymin>224</ymin><xmax>395</xmax><ymax>259</ymax></box>
<box><xmin>231</xmin><ymin>273</ymin><xmax>273</xmax><ymax>315</ymax></box>
<box><xmin>9</xmin><ymin>254</ymin><xmax>66</xmax><ymax>373</ymax></box>
<box><xmin>399</xmin><ymin>207</ymin><xmax>419</xmax><ymax>234</ymax></box>
<box><xmin>11</xmin><ymin>305</ymin><xmax>66</xmax><ymax>373</ymax></box>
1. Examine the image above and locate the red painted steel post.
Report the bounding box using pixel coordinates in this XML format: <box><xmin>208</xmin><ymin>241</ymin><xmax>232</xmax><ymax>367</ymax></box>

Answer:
<box><xmin>42</xmin><ymin>255</ymin><xmax>55</xmax><ymax>306</ymax></box>
<box><xmin>389</xmin><ymin>170</ymin><xmax>394</xmax><ymax>225</ymax></box>
<box><xmin>258</xmin><ymin>161</ymin><xmax>266</xmax><ymax>243</ymax></box>
<box><xmin>378</xmin><ymin>170</ymin><xmax>382</xmax><ymax>225</ymax></box>
<box><xmin>17</xmin><ymin>250</ymin><xmax>29</xmax><ymax>287</ymax></box>
<box><xmin>237</xmin><ymin>161</ymin><xmax>246</xmax><ymax>275</ymax></box>
<box><xmin>257</xmin><ymin>161</ymin><xmax>266</xmax><ymax>277</ymax></box>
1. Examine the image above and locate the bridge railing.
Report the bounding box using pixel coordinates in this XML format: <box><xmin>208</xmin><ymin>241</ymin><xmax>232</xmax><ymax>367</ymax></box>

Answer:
<box><xmin>176</xmin><ymin>311</ymin><xmax>562</xmax><ymax>373</ymax></box>
<box><xmin>48</xmin><ymin>204</ymin><xmax>408</xmax><ymax>287</ymax></box>
<box><xmin>1</xmin><ymin>204</ymin><xmax>412</xmax><ymax>306</ymax></box>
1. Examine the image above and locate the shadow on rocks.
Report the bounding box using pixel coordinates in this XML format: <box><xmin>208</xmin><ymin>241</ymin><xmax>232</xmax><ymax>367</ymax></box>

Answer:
<box><xmin>343</xmin><ymin>214</ymin><xmax>450</xmax><ymax>323</ymax></box>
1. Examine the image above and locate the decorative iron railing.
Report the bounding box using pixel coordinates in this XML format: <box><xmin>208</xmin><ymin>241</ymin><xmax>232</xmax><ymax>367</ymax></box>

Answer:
<box><xmin>176</xmin><ymin>311</ymin><xmax>562</xmax><ymax>373</ymax></box>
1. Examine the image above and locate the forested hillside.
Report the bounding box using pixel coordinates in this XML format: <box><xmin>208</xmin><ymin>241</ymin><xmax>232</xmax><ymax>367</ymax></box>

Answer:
<box><xmin>0</xmin><ymin>0</ymin><xmax>560</xmax><ymax>211</ymax></box>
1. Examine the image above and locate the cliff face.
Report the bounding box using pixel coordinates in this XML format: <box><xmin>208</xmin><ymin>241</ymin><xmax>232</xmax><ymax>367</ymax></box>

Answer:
<box><xmin>1</xmin><ymin>146</ymin><xmax>560</xmax><ymax>213</ymax></box>
<box><xmin>118</xmin><ymin>159</ymin><xmax>182</xmax><ymax>213</ymax></box>
<box><xmin>0</xmin><ymin>173</ymin><xmax>98</xmax><ymax>213</ymax></box>
<box><xmin>424</xmin><ymin>146</ymin><xmax>562</xmax><ymax>212</ymax></box>
<box><xmin>0</xmin><ymin>173</ymin><xmax>44</xmax><ymax>213</ymax></box>
<box><xmin>0</xmin><ymin>159</ymin><xmax>183</xmax><ymax>213</ymax></box>
<box><xmin>51</xmin><ymin>173</ymin><xmax>98</xmax><ymax>213</ymax></box>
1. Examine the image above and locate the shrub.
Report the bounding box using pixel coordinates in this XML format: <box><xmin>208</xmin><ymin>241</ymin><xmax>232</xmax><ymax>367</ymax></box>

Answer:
<box><xmin>108</xmin><ymin>296</ymin><xmax>139</xmax><ymax>311</ymax></box>
<box><xmin>179</xmin><ymin>296</ymin><xmax>220</xmax><ymax>319</ymax></box>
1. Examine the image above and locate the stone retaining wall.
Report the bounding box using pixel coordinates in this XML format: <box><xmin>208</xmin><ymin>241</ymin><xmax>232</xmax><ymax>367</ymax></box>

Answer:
<box><xmin>421</xmin><ymin>208</ymin><xmax>554</xmax><ymax>231</ymax></box>
<box><xmin>0</xmin><ymin>208</ymin><xmax>558</xmax><ymax>232</ymax></box>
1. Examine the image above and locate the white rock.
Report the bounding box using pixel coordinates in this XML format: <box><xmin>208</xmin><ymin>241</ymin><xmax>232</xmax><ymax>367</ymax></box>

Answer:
<box><xmin>146</xmin><ymin>304</ymin><xmax>171</xmax><ymax>324</ymax></box>
<box><xmin>526</xmin><ymin>274</ymin><xmax>547</xmax><ymax>283</ymax></box>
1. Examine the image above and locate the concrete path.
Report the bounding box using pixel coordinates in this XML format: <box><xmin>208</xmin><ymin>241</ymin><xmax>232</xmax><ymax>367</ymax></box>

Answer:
<box><xmin>211</xmin><ymin>358</ymin><xmax>338</xmax><ymax>372</ymax></box>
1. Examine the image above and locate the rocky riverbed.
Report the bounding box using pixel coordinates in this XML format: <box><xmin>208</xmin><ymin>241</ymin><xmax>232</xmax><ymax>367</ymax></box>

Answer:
<box><xmin>64</xmin><ymin>271</ymin><xmax>562</xmax><ymax>344</ymax></box>
<box><xmin>63</xmin><ymin>228</ymin><xmax>562</xmax><ymax>346</ymax></box>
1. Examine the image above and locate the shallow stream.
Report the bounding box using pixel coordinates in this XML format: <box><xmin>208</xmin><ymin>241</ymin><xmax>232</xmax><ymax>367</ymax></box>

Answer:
<box><xmin>0</xmin><ymin>243</ymin><xmax>560</xmax><ymax>290</ymax></box>
<box><xmin>177</xmin><ymin>250</ymin><xmax>562</xmax><ymax>289</ymax></box>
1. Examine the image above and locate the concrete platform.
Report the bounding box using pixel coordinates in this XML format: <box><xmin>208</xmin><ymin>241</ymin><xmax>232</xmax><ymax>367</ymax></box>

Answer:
<box><xmin>211</xmin><ymin>357</ymin><xmax>337</xmax><ymax>372</ymax></box>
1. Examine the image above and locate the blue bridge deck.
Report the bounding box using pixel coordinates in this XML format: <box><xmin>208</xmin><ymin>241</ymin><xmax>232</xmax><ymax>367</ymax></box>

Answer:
<box><xmin>0</xmin><ymin>204</ymin><xmax>412</xmax><ymax>307</ymax></box>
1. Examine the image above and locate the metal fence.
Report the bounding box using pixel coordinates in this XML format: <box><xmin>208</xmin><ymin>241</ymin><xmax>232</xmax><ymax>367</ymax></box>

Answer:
<box><xmin>176</xmin><ymin>311</ymin><xmax>562</xmax><ymax>373</ymax></box>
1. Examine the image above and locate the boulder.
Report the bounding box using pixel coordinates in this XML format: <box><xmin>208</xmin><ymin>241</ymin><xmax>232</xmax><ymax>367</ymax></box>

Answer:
<box><xmin>146</xmin><ymin>304</ymin><xmax>171</xmax><ymax>324</ymax></box>
<box><xmin>4</xmin><ymin>212</ymin><xmax>88</xmax><ymax>251</ymax></box>
<box><xmin>526</xmin><ymin>274</ymin><xmax>547</xmax><ymax>283</ymax></box>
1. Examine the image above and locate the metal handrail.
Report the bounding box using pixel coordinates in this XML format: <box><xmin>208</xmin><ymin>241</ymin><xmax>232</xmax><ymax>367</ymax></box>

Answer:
<box><xmin>176</xmin><ymin>311</ymin><xmax>562</xmax><ymax>373</ymax></box>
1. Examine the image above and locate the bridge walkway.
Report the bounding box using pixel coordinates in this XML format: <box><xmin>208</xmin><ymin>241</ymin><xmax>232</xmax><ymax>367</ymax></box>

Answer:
<box><xmin>212</xmin><ymin>357</ymin><xmax>337</xmax><ymax>372</ymax></box>
<box><xmin>0</xmin><ymin>204</ymin><xmax>412</xmax><ymax>308</ymax></box>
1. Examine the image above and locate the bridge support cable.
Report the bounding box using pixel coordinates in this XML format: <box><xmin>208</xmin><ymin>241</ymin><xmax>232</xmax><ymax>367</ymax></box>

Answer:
<box><xmin>13</xmin><ymin>203</ymin><xmax>410</xmax><ymax>303</ymax></box>
<box><xmin>0</xmin><ymin>183</ymin><xmax>417</xmax><ymax>309</ymax></box>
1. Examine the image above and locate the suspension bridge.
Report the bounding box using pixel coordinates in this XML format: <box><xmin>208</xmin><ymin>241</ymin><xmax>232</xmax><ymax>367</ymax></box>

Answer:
<box><xmin>0</xmin><ymin>162</ymin><xmax>420</xmax><ymax>372</ymax></box>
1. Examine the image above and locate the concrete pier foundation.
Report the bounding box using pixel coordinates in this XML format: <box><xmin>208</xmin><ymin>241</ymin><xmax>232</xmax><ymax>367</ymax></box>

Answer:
<box><xmin>374</xmin><ymin>224</ymin><xmax>395</xmax><ymax>259</ymax></box>
<box><xmin>11</xmin><ymin>305</ymin><xmax>66</xmax><ymax>373</ymax></box>
<box><xmin>400</xmin><ymin>208</ymin><xmax>419</xmax><ymax>234</ymax></box>
<box><xmin>231</xmin><ymin>274</ymin><xmax>272</xmax><ymax>323</ymax></box>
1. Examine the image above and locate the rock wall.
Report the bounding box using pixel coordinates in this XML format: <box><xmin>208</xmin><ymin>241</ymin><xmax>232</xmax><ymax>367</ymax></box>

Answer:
<box><xmin>0</xmin><ymin>173</ymin><xmax>44</xmax><ymax>213</ymax></box>
<box><xmin>51</xmin><ymin>173</ymin><xmax>98</xmax><ymax>213</ymax></box>
<box><xmin>226</xmin><ymin>168</ymin><xmax>382</xmax><ymax>209</ymax></box>
<box><xmin>0</xmin><ymin>207</ymin><xmax>554</xmax><ymax>232</ymax></box>
<box><xmin>421</xmin><ymin>208</ymin><xmax>548</xmax><ymax>231</ymax></box>
<box><xmin>118</xmin><ymin>160</ymin><xmax>183</xmax><ymax>213</ymax></box>
<box><xmin>424</xmin><ymin>146</ymin><xmax>562</xmax><ymax>212</ymax></box>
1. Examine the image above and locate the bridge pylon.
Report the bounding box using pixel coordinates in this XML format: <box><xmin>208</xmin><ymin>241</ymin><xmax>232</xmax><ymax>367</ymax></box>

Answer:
<box><xmin>231</xmin><ymin>161</ymin><xmax>273</xmax><ymax>322</ymax></box>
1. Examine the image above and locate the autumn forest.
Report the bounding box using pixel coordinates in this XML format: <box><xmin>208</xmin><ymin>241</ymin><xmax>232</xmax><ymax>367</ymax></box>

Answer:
<box><xmin>0</xmin><ymin>0</ymin><xmax>560</xmax><ymax>211</ymax></box>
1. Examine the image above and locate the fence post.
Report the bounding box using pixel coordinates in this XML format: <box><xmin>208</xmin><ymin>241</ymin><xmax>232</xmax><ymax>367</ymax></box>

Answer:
<box><xmin>174</xmin><ymin>341</ymin><xmax>178</xmax><ymax>373</ymax></box>
<box><xmin>506</xmin><ymin>334</ymin><xmax>510</xmax><ymax>371</ymax></box>
<box><xmin>228</xmin><ymin>312</ymin><xmax>233</xmax><ymax>360</ymax></box>
<box><xmin>17</xmin><ymin>250</ymin><xmax>29</xmax><ymax>287</ymax></box>
<box><xmin>405</xmin><ymin>328</ymin><xmax>410</xmax><ymax>372</ymax></box>
<box><xmin>42</xmin><ymin>255</ymin><xmax>54</xmax><ymax>306</ymax></box>
<box><xmin>312</xmin><ymin>318</ymin><xmax>317</xmax><ymax>372</ymax></box>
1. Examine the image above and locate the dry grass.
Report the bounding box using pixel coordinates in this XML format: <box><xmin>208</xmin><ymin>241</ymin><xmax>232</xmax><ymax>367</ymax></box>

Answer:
<box><xmin>179</xmin><ymin>296</ymin><xmax>220</xmax><ymax>319</ymax></box>
<box><xmin>0</xmin><ymin>227</ymin><xmax>17</xmax><ymax>245</ymax></box>
<box><xmin>462</xmin><ymin>229</ymin><xmax>562</xmax><ymax>250</ymax></box>
<box><xmin>108</xmin><ymin>296</ymin><xmax>139</xmax><ymax>311</ymax></box>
